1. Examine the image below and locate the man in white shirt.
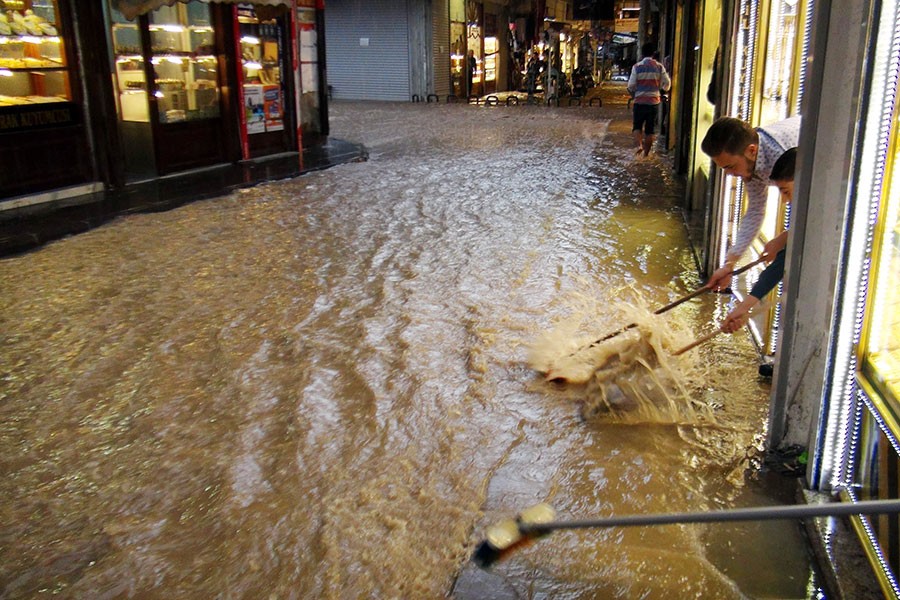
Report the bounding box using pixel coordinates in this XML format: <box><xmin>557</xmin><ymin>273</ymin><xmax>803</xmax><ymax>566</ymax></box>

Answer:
<box><xmin>700</xmin><ymin>115</ymin><xmax>802</xmax><ymax>289</ymax></box>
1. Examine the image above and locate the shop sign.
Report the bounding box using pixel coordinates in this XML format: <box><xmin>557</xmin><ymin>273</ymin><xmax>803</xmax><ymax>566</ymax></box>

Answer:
<box><xmin>0</xmin><ymin>102</ymin><xmax>81</xmax><ymax>134</ymax></box>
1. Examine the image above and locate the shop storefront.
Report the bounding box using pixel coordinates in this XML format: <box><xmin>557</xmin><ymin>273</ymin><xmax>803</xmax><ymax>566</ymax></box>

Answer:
<box><xmin>675</xmin><ymin>0</ymin><xmax>810</xmax><ymax>364</ymax></box>
<box><xmin>107</xmin><ymin>0</ymin><xmax>315</xmax><ymax>179</ymax></box>
<box><xmin>0</xmin><ymin>0</ymin><xmax>329</xmax><ymax>205</ymax></box>
<box><xmin>0</xmin><ymin>0</ymin><xmax>96</xmax><ymax>200</ymax></box>
<box><xmin>109</xmin><ymin>1</ymin><xmax>237</xmax><ymax>177</ymax></box>
<box><xmin>809</xmin><ymin>1</ymin><xmax>900</xmax><ymax>591</ymax></box>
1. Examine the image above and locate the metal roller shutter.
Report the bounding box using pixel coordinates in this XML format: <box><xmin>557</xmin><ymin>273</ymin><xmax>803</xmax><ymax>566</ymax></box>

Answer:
<box><xmin>325</xmin><ymin>0</ymin><xmax>411</xmax><ymax>101</ymax></box>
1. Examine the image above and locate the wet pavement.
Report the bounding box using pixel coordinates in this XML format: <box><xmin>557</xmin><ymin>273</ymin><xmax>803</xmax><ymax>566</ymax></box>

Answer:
<box><xmin>0</xmin><ymin>83</ymin><xmax>819</xmax><ymax>598</ymax></box>
<box><xmin>0</xmin><ymin>139</ymin><xmax>367</xmax><ymax>257</ymax></box>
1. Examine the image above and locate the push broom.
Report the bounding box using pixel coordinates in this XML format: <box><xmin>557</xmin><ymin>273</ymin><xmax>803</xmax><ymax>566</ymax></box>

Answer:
<box><xmin>544</xmin><ymin>255</ymin><xmax>768</xmax><ymax>384</ymax></box>
<box><xmin>472</xmin><ymin>499</ymin><xmax>900</xmax><ymax>568</ymax></box>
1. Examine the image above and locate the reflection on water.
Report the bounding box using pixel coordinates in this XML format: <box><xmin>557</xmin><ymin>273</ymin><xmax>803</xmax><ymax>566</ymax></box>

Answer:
<box><xmin>0</xmin><ymin>102</ymin><xmax>811</xmax><ymax>598</ymax></box>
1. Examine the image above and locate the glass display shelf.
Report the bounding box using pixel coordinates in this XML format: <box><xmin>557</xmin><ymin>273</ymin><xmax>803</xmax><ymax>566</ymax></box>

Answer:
<box><xmin>0</xmin><ymin>9</ymin><xmax>70</xmax><ymax>106</ymax></box>
<box><xmin>147</xmin><ymin>3</ymin><xmax>219</xmax><ymax>123</ymax></box>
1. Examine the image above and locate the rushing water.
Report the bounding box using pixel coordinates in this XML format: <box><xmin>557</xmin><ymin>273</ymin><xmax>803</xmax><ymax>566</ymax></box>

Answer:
<box><xmin>0</xmin><ymin>99</ymin><xmax>813</xmax><ymax>598</ymax></box>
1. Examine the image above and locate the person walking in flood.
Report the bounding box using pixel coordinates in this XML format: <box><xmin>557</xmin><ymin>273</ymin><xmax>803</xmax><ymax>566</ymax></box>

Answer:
<box><xmin>721</xmin><ymin>147</ymin><xmax>797</xmax><ymax>335</ymax></box>
<box><xmin>627</xmin><ymin>42</ymin><xmax>671</xmax><ymax>158</ymax></box>
<box><xmin>701</xmin><ymin>115</ymin><xmax>801</xmax><ymax>290</ymax></box>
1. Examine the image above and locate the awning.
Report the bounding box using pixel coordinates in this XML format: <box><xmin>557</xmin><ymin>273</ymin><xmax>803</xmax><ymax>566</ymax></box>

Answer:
<box><xmin>113</xmin><ymin>0</ymin><xmax>291</xmax><ymax>21</ymax></box>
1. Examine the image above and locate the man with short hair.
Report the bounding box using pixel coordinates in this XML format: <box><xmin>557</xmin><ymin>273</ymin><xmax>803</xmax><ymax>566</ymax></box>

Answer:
<box><xmin>721</xmin><ymin>147</ymin><xmax>797</xmax><ymax>334</ymax></box>
<box><xmin>701</xmin><ymin>115</ymin><xmax>801</xmax><ymax>290</ymax></box>
<box><xmin>627</xmin><ymin>42</ymin><xmax>671</xmax><ymax>157</ymax></box>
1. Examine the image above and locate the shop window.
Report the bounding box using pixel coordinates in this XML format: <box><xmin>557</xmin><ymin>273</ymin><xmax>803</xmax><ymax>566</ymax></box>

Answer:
<box><xmin>849</xmin><ymin>392</ymin><xmax>900</xmax><ymax>588</ymax></box>
<box><xmin>468</xmin><ymin>22</ymin><xmax>482</xmax><ymax>92</ymax></box>
<box><xmin>238</xmin><ymin>6</ymin><xmax>284</xmax><ymax>135</ymax></box>
<box><xmin>148</xmin><ymin>4</ymin><xmax>218</xmax><ymax>124</ymax></box>
<box><xmin>0</xmin><ymin>0</ymin><xmax>71</xmax><ymax>106</ymax></box>
<box><xmin>296</xmin><ymin>4</ymin><xmax>321</xmax><ymax>137</ymax></box>
<box><xmin>110</xmin><ymin>7</ymin><xmax>146</xmax><ymax>122</ymax></box>
<box><xmin>758</xmin><ymin>0</ymin><xmax>799</xmax><ymax>126</ymax></box>
<box><xmin>110</xmin><ymin>2</ymin><xmax>220</xmax><ymax>124</ymax></box>
<box><xmin>450</xmin><ymin>21</ymin><xmax>465</xmax><ymax>97</ymax></box>
<box><xmin>484</xmin><ymin>36</ymin><xmax>497</xmax><ymax>85</ymax></box>
<box><xmin>863</xmin><ymin>111</ymin><xmax>900</xmax><ymax>405</ymax></box>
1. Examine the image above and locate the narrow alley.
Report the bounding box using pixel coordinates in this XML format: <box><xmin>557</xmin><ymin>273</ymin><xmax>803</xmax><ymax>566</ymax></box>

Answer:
<box><xmin>0</xmin><ymin>85</ymin><xmax>815</xmax><ymax>598</ymax></box>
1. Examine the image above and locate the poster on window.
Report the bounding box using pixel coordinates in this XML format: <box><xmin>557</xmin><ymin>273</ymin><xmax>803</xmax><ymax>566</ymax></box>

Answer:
<box><xmin>244</xmin><ymin>84</ymin><xmax>266</xmax><ymax>134</ymax></box>
<box><xmin>263</xmin><ymin>84</ymin><xmax>284</xmax><ymax>131</ymax></box>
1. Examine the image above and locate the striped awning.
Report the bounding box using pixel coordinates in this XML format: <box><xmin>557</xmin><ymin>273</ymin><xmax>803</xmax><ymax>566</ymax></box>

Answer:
<box><xmin>113</xmin><ymin>0</ymin><xmax>292</xmax><ymax>20</ymax></box>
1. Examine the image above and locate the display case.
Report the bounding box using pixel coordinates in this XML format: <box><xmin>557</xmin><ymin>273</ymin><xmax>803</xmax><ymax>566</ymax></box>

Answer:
<box><xmin>238</xmin><ymin>6</ymin><xmax>283</xmax><ymax>135</ymax></box>
<box><xmin>148</xmin><ymin>3</ymin><xmax>219</xmax><ymax>124</ymax></box>
<box><xmin>110</xmin><ymin>3</ymin><xmax>220</xmax><ymax>124</ymax></box>
<box><xmin>110</xmin><ymin>15</ymin><xmax>147</xmax><ymax>122</ymax></box>
<box><xmin>0</xmin><ymin>0</ymin><xmax>71</xmax><ymax>107</ymax></box>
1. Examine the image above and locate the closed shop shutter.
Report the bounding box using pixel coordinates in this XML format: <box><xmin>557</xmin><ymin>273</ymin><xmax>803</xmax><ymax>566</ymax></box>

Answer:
<box><xmin>325</xmin><ymin>0</ymin><xmax>410</xmax><ymax>101</ymax></box>
<box><xmin>432</xmin><ymin>0</ymin><xmax>450</xmax><ymax>96</ymax></box>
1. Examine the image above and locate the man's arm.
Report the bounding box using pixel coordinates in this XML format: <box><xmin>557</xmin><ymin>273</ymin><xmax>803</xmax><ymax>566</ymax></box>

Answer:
<box><xmin>727</xmin><ymin>177</ymin><xmax>768</xmax><ymax>259</ymax></box>
<box><xmin>660</xmin><ymin>67</ymin><xmax>671</xmax><ymax>92</ymax></box>
<box><xmin>721</xmin><ymin>250</ymin><xmax>786</xmax><ymax>333</ymax></box>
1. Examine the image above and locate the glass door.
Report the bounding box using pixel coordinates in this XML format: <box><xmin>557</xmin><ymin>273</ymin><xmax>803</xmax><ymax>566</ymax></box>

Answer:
<box><xmin>295</xmin><ymin>3</ymin><xmax>324</xmax><ymax>146</ymax></box>
<box><xmin>147</xmin><ymin>2</ymin><xmax>230</xmax><ymax>174</ymax></box>
<box><xmin>148</xmin><ymin>3</ymin><xmax>219</xmax><ymax>124</ymax></box>
<box><xmin>236</xmin><ymin>4</ymin><xmax>292</xmax><ymax>158</ymax></box>
<box><xmin>108</xmin><ymin>1</ymin><xmax>234</xmax><ymax>177</ymax></box>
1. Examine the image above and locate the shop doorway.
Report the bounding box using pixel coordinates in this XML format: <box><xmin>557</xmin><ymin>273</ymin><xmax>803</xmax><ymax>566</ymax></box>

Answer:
<box><xmin>109</xmin><ymin>2</ymin><xmax>237</xmax><ymax>179</ymax></box>
<box><xmin>236</xmin><ymin>5</ymin><xmax>294</xmax><ymax>159</ymax></box>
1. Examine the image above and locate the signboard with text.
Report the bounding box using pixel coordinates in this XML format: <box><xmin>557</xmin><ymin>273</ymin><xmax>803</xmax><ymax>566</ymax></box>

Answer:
<box><xmin>0</xmin><ymin>102</ymin><xmax>81</xmax><ymax>134</ymax></box>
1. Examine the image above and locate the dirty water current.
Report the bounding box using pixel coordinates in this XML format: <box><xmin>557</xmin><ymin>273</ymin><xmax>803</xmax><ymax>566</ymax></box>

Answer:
<box><xmin>0</xmin><ymin>100</ymin><xmax>814</xmax><ymax>598</ymax></box>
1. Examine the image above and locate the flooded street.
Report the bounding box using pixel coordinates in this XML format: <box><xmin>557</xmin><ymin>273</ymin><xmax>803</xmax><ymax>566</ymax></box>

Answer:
<box><xmin>1</xmin><ymin>95</ymin><xmax>813</xmax><ymax>598</ymax></box>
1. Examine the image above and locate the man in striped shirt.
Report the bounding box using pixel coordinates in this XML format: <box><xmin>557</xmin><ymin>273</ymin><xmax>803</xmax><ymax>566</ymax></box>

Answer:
<box><xmin>627</xmin><ymin>42</ymin><xmax>671</xmax><ymax>158</ymax></box>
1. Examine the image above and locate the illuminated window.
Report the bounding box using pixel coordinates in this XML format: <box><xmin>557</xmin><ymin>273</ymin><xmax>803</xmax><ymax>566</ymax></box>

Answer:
<box><xmin>758</xmin><ymin>0</ymin><xmax>799</xmax><ymax>125</ymax></box>
<box><xmin>863</xmin><ymin>112</ymin><xmax>900</xmax><ymax>404</ymax></box>
<box><xmin>0</xmin><ymin>0</ymin><xmax>71</xmax><ymax>105</ymax></box>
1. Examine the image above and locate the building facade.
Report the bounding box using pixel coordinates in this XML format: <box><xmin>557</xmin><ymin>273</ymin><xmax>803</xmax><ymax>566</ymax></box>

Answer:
<box><xmin>0</xmin><ymin>0</ymin><xmax>329</xmax><ymax>207</ymax></box>
<box><xmin>671</xmin><ymin>0</ymin><xmax>900</xmax><ymax>593</ymax></box>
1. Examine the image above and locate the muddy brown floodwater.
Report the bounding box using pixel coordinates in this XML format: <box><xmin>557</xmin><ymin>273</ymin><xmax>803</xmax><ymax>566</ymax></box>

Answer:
<box><xmin>0</xmin><ymin>97</ymin><xmax>814</xmax><ymax>599</ymax></box>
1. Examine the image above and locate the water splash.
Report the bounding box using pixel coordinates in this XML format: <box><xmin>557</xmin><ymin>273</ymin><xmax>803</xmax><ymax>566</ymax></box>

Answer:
<box><xmin>528</xmin><ymin>289</ymin><xmax>714</xmax><ymax>424</ymax></box>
